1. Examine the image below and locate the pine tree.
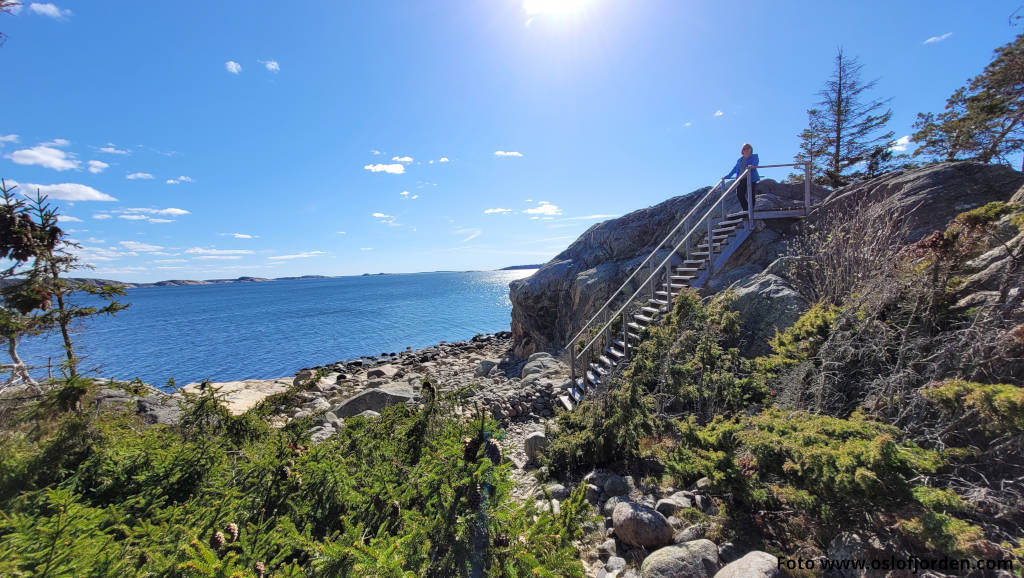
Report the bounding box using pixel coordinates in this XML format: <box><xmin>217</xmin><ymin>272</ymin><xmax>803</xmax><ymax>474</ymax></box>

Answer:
<box><xmin>795</xmin><ymin>49</ymin><xmax>895</xmax><ymax>188</ymax></box>
<box><xmin>912</xmin><ymin>34</ymin><xmax>1023</xmax><ymax>166</ymax></box>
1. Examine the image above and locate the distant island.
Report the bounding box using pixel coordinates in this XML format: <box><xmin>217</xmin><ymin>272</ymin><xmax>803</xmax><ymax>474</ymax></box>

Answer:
<box><xmin>499</xmin><ymin>264</ymin><xmax>543</xmax><ymax>270</ymax></box>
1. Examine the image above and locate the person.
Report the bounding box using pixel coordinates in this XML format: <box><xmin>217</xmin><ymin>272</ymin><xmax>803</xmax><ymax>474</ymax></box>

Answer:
<box><xmin>724</xmin><ymin>143</ymin><xmax>760</xmax><ymax>212</ymax></box>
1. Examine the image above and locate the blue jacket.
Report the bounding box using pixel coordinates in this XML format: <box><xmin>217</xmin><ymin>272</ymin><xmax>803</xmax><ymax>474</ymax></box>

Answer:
<box><xmin>725</xmin><ymin>153</ymin><xmax>760</xmax><ymax>182</ymax></box>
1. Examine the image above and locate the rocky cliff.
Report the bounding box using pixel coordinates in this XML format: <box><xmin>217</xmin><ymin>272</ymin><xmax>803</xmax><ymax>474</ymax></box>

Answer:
<box><xmin>510</xmin><ymin>162</ymin><xmax>1024</xmax><ymax>358</ymax></box>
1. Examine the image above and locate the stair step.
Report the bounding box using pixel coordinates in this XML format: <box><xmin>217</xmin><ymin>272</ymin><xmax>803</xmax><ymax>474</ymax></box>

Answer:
<box><xmin>589</xmin><ymin>363</ymin><xmax>608</xmax><ymax>376</ymax></box>
<box><xmin>674</xmin><ymin>267</ymin><xmax>701</xmax><ymax>275</ymax></box>
<box><xmin>608</xmin><ymin>347</ymin><xmax>625</xmax><ymax>360</ymax></box>
<box><xmin>627</xmin><ymin>331</ymin><xmax>642</xmax><ymax>342</ymax></box>
<box><xmin>711</xmin><ymin>226</ymin><xmax>737</xmax><ymax>235</ymax></box>
<box><xmin>558</xmin><ymin>394</ymin><xmax>575</xmax><ymax>411</ymax></box>
<box><xmin>598</xmin><ymin>355</ymin><xmax>615</xmax><ymax>369</ymax></box>
<box><xmin>626</xmin><ymin>322</ymin><xmax>646</xmax><ymax>333</ymax></box>
<box><xmin>691</xmin><ymin>251</ymin><xmax>711</xmax><ymax>258</ymax></box>
<box><xmin>727</xmin><ymin>211</ymin><xmax>749</xmax><ymax>220</ymax></box>
<box><xmin>669</xmin><ymin>283</ymin><xmax>689</xmax><ymax>291</ymax></box>
<box><xmin>569</xmin><ymin>385</ymin><xmax>584</xmax><ymax>403</ymax></box>
<box><xmin>683</xmin><ymin>260</ymin><xmax>706</xmax><ymax>268</ymax></box>
<box><xmin>648</xmin><ymin>298</ymin><xmax>670</xmax><ymax>307</ymax></box>
<box><xmin>696</xmin><ymin>245</ymin><xmax>723</xmax><ymax>253</ymax></box>
<box><xmin>634</xmin><ymin>314</ymin><xmax>654</xmax><ymax>324</ymax></box>
<box><xmin>611</xmin><ymin>339</ymin><xmax>626</xmax><ymax>349</ymax></box>
<box><xmin>654</xmin><ymin>290</ymin><xmax>678</xmax><ymax>300</ymax></box>
<box><xmin>641</xmin><ymin>306</ymin><xmax>661</xmax><ymax>315</ymax></box>
<box><xmin>670</xmin><ymin>275</ymin><xmax>697</xmax><ymax>282</ymax></box>
<box><xmin>717</xmin><ymin>218</ymin><xmax>745</xmax><ymax>228</ymax></box>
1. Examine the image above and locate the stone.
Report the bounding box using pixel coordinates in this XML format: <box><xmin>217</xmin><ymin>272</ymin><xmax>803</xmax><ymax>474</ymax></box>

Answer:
<box><xmin>640</xmin><ymin>539</ymin><xmax>720</xmax><ymax>578</ymax></box>
<box><xmin>181</xmin><ymin>378</ymin><xmax>293</xmax><ymax>415</ymax></box>
<box><xmin>655</xmin><ymin>498</ymin><xmax>688</xmax><ymax>518</ymax></box>
<box><xmin>694</xmin><ymin>477</ymin><xmax>711</xmax><ymax>491</ymax></box>
<box><xmin>612</xmin><ymin>501</ymin><xmax>674</xmax><ymax>549</ymax></box>
<box><xmin>356</xmin><ymin>410</ymin><xmax>380</xmax><ymax>419</ymax></box>
<box><xmin>524</xmin><ymin>432</ymin><xmax>549</xmax><ymax>463</ymax></box>
<box><xmin>544</xmin><ymin>483</ymin><xmax>569</xmax><ymax>500</ymax></box>
<box><xmin>603</xmin><ymin>474</ymin><xmax>630</xmax><ymax>497</ymax></box>
<box><xmin>330</xmin><ymin>383</ymin><xmax>414</xmax><ymax>418</ymax></box>
<box><xmin>92</xmin><ymin>385</ymin><xmax>182</xmax><ymax>425</ymax></box>
<box><xmin>674</xmin><ymin>523</ymin><xmax>709</xmax><ymax>543</ymax></box>
<box><xmin>727</xmin><ymin>272</ymin><xmax>809</xmax><ymax>357</ymax></box>
<box><xmin>717</xmin><ymin>543</ymin><xmax>741</xmax><ymax>564</ymax></box>
<box><xmin>305</xmin><ymin>397</ymin><xmax>331</xmax><ymax>412</ymax></box>
<box><xmin>826</xmin><ymin>533</ymin><xmax>870</xmax><ymax>578</ymax></box>
<box><xmin>586</xmin><ymin>484</ymin><xmax>603</xmax><ymax>504</ymax></box>
<box><xmin>603</xmin><ymin>495</ymin><xmax>626</xmax><ymax>518</ymax></box>
<box><xmin>598</xmin><ymin>538</ymin><xmax>617</xmax><ymax>559</ymax></box>
<box><xmin>605</xmin><ymin>556</ymin><xmax>627</xmax><ymax>574</ymax></box>
<box><xmin>693</xmin><ymin>495</ymin><xmax>716</xmax><ymax>515</ymax></box>
<box><xmin>520</xmin><ymin>356</ymin><xmax>564</xmax><ymax>379</ymax></box>
<box><xmin>713</xmin><ymin>551</ymin><xmax>781</xmax><ymax>578</ymax></box>
<box><xmin>293</xmin><ymin>369</ymin><xmax>315</xmax><ymax>387</ymax></box>
<box><xmin>366</xmin><ymin>364</ymin><xmax>401</xmax><ymax>379</ymax></box>
<box><xmin>475</xmin><ymin>359</ymin><xmax>499</xmax><ymax>377</ymax></box>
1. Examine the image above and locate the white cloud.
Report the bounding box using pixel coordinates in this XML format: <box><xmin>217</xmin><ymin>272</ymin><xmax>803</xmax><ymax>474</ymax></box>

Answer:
<box><xmin>484</xmin><ymin>208</ymin><xmax>512</xmax><ymax>214</ymax></box>
<box><xmin>399</xmin><ymin>191</ymin><xmax>419</xmax><ymax>200</ymax></box>
<box><xmin>118</xmin><ymin>215</ymin><xmax>149</xmax><ymax>221</ymax></box>
<box><xmin>268</xmin><ymin>251</ymin><xmax>326</xmax><ymax>260</ymax></box>
<box><xmin>29</xmin><ymin>3</ymin><xmax>71</xmax><ymax>19</ymax></box>
<box><xmin>260</xmin><ymin>59</ymin><xmax>280</xmax><ymax>72</ymax></box>
<box><xmin>0</xmin><ymin>134</ymin><xmax>19</xmax><ymax>146</ymax></box>
<box><xmin>185</xmin><ymin>247</ymin><xmax>254</xmax><ymax>255</ymax></box>
<box><xmin>152</xmin><ymin>259</ymin><xmax>187</xmax><ymax>264</ymax></box>
<box><xmin>8</xmin><ymin>181</ymin><xmax>117</xmax><ymax>201</ymax></box>
<box><xmin>392</xmin><ymin>156</ymin><xmax>413</xmax><ymax>163</ymax></box>
<box><xmin>194</xmin><ymin>255</ymin><xmax>242</xmax><ymax>261</ymax></box>
<box><xmin>41</xmin><ymin>138</ymin><xmax>70</xmax><ymax>147</ymax></box>
<box><xmin>924</xmin><ymin>32</ymin><xmax>953</xmax><ymax>44</ymax></box>
<box><xmin>6</xmin><ymin>146</ymin><xmax>80</xmax><ymax>170</ymax></box>
<box><xmin>87</xmin><ymin>160</ymin><xmax>109</xmax><ymax>174</ymax></box>
<box><xmin>92</xmin><ymin>214</ymin><xmax>112</xmax><ymax>219</ymax></box>
<box><xmin>147</xmin><ymin>218</ymin><xmax>174</xmax><ymax>223</ymax></box>
<box><xmin>337</xmin><ymin>231</ymin><xmax>347</xmax><ymax>235</ymax></box>
<box><xmin>525</xmin><ymin>201</ymin><xmax>562</xmax><ymax>216</ymax></box>
<box><xmin>890</xmin><ymin>135</ymin><xmax>912</xmax><ymax>153</ymax></box>
<box><xmin>714</xmin><ymin>110</ymin><xmax>724</xmax><ymax>117</ymax></box>
<box><xmin>359</xmin><ymin>247</ymin><xmax>373</xmax><ymax>251</ymax></box>
<box><xmin>124</xmin><ymin>207</ymin><xmax>190</xmax><ymax>216</ymax></box>
<box><xmin>166</xmin><ymin>175</ymin><xmax>193</xmax><ymax>184</ymax></box>
<box><xmin>456</xmin><ymin>228</ymin><xmax>481</xmax><ymax>243</ymax></box>
<box><xmin>372</xmin><ymin>212</ymin><xmax>394</xmax><ymax>219</ymax></box>
<box><xmin>684</xmin><ymin>122</ymin><xmax>692</xmax><ymax>127</ymax></box>
<box><xmin>126</xmin><ymin>172</ymin><xmax>154</xmax><ymax>180</ymax></box>
<box><xmin>439</xmin><ymin>157</ymin><xmax>449</xmax><ymax>163</ymax></box>
<box><xmin>370</xmin><ymin>149</ymin><xmax>381</xmax><ymax>155</ymax></box>
<box><xmin>225</xmin><ymin>60</ymin><xmax>242</xmax><ymax>74</ymax></box>
<box><xmin>494</xmin><ymin>150</ymin><xmax>523</xmax><ymax>157</ymax></box>
<box><xmin>99</xmin><ymin>143</ymin><xmax>130</xmax><ymax>155</ymax></box>
<box><xmin>58</xmin><ymin>215</ymin><xmax>83</xmax><ymax>223</ymax></box>
<box><xmin>119</xmin><ymin>241</ymin><xmax>165</xmax><ymax>252</ymax></box>
<box><xmin>232</xmin><ymin>233</ymin><xmax>255</xmax><ymax>239</ymax></box>
<box><xmin>364</xmin><ymin>163</ymin><xmax>405</xmax><ymax>174</ymax></box>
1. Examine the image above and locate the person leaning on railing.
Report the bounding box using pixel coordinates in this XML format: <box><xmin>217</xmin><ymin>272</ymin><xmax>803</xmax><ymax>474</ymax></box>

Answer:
<box><xmin>724</xmin><ymin>143</ymin><xmax>760</xmax><ymax>212</ymax></box>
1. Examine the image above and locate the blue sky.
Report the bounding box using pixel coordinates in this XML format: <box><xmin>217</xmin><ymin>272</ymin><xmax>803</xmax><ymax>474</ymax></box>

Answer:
<box><xmin>1</xmin><ymin>1</ymin><xmax>1020</xmax><ymax>282</ymax></box>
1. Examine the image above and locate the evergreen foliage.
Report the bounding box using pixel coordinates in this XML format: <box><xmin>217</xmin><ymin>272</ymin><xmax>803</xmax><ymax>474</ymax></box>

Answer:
<box><xmin>0</xmin><ymin>380</ymin><xmax>591</xmax><ymax>576</ymax></box>
<box><xmin>794</xmin><ymin>49</ymin><xmax>895</xmax><ymax>188</ymax></box>
<box><xmin>912</xmin><ymin>34</ymin><xmax>1024</xmax><ymax>165</ymax></box>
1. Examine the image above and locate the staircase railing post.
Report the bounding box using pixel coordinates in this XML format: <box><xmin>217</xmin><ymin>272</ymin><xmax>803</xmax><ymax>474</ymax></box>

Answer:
<box><xmin>746</xmin><ymin>174</ymin><xmax>754</xmax><ymax>226</ymax></box>
<box><xmin>665</xmin><ymin>261</ymin><xmax>672</xmax><ymax>301</ymax></box>
<box><xmin>706</xmin><ymin>216</ymin><xmax>714</xmax><ymax>274</ymax></box>
<box><xmin>804</xmin><ymin>162</ymin><xmax>812</xmax><ymax>215</ymax></box>
<box><xmin>621</xmin><ymin>311</ymin><xmax>628</xmax><ymax>357</ymax></box>
<box><xmin>570</xmin><ymin>343</ymin><xmax>576</xmax><ymax>382</ymax></box>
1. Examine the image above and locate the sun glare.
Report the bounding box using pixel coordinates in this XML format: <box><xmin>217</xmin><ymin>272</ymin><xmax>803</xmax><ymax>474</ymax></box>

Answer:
<box><xmin>522</xmin><ymin>0</ymin><xmax>591</xmax><ymax>18</ymax></box>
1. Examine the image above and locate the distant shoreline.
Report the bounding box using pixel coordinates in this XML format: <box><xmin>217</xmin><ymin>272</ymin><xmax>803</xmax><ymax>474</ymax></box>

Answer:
<box><xmin>8</xmin><ymin>266</ymin><xmax>541</xmax><ymax>290</ymax></box>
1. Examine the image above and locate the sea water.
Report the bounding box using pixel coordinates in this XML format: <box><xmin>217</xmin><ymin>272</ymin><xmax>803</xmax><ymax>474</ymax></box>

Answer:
<box><xmin>16</xmin><ymin>270</ymin><xmax>535</xmax><ymax>389</ymax></box>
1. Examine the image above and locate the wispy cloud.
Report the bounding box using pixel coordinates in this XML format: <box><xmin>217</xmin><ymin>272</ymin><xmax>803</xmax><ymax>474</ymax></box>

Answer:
<box><xmin>494</xmin><ymin>150</ymin><xmax>523</xmax><ymax>157</ymax></box>
<box><xmin>372</xmin><ymin>212</ymin><xmax>399</xmax><ymax>225</ymax></box>
<box><xmin>439</xmin><ymin>157</ymin><xmax>449</xmax><ymax>163</ymax></box>
<box><xmin>360</xmin><ymin>247</ymin><xmax>373</xmax><ymax>251</ymax></box>
<box><xmin>8</xmin><ymin>180</ymin><xmax>116</xmax><ymax>201</ymax></box>
<box><xmin>684</xmin><ymin>122</ymin><xmax>692</xmax><ymax>127</ymax></box>
<box><xmin>58</xmin><ymin>215</ymin><xmax>83</xmax><ymax>223</ymax></box>
<box><xmin>87</xmin><ymin>160</ymin><xmax>109</xmax><ymax>174</ymax></box>
<box><xmin>484</xmin><ymin>208</ymin><xmax>512</xmax><ymax>214</ymax></box>
<box><xmin>124</xmin><ymin>207</ymin><xmax>189</xmax><ymax>216</ymax></box>
<box><xmin>525</xmin><ymin>201</ymin><xmax>561</xmax><ymax>216</ymax></box>
<box><xmin>714</xmin><ymin>110</ymin><xmax>724</xmax><ymax>117</ymax></box>
<box><xmin>924</xmin><ymin>32</ymin><xmax>952</xmax><ymax>44</ymax></box>
<box><xmin>269</xmin><ymin>251</ymin><xmax>326</xmax><ymax>260</ymax></box>
<box><xmin>259</xmin><ymin>59</ymin><xmax>280</xmax><ymax>72</ymax></box>
<box><xmin>119</xmin><ymin>241</ymin><xmax>165</xmax><ymax>252</ymax></box>
<box><xmin>364</xmin><ymin>163</ymin><xmax>405</xmax><ymax>174</ymax></box>
<box><xmin>225</xmin><ymin>60</ymin><xmax>242</xmax><ymax>74</ymax></box>
<box><xmin>41</xmin><ymin>138</ymin><xmax>70</xmax><ymax>147</ymax></box>
<box><xmin>399</xmin><ymin>191</ymin><xmax>418</xmax><ymax>200</ymax></box>
<box><xmin>370</xmin><ymin>149</ymin><xmax>381</xmax><ymax>156</ymax></box>
<box><xmin>29</xmin><ymin>3</ymin><xmax>71</xmax><ymax>19</ymax></box>
<box><xmin>126</xmin><ymin>172</ymin><xmax>154</xmax><ymax>180</ymax></box>
<box><xmin>392</xmin><ymin>156</ymin><xmax>413</xmax><ymax>163</ymax></box>
<box><xmin>185</xmin><ymin>248</ymin><xmax>254</xmax><ymax>256</ymax></box>
<box><xmin>6</xmin><ymin>146</ymin><xmax>80</xmax><ymax>170</ymax></box>
<box><xmin>99</xmin><ymin>143</ymin><xmax>130</xmax><ymax>155</ymax></box>
<box><xmin>118</xmin><ymin>215</ymin><xmax>149</xmax><ymax>221</ymax></box>
<box><xmin>166</xmin><ymin>175</ymin><xmax>193</xmax><ymax>184</ymax></box>
<box><xmin>0</xmin><ymin>134</ymin><xmax>19</xmax><ymax>146</ymax></box>
<box><xmin>194</xmin><ymin>255</ymin><xmax>242</xmax><ymax>261</ymax></box>
<box><xmin>152</xmin><ymin>259</ymin><xmax>187</xmax><ymax>264</ymax></box>
<box><xmin>456</xmin><ymin>228</ymin><xmax>481</xmax><ymax>243</ymax></box>
<box><xmin>232</xmin><ymin>233</ymin><xmax>255</xmax><ymax>239</ymax></box>
<box><xmin>92</xmin><ymin>214</ymin><xmax>113</xmax><ymax>220</ymax></box>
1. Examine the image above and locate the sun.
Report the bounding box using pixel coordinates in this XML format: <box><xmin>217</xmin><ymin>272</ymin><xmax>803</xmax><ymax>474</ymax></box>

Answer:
<box><xmin>522</xmin><ymin>0</ymin><xmax>591</xmax><ymax>18</ymax></box>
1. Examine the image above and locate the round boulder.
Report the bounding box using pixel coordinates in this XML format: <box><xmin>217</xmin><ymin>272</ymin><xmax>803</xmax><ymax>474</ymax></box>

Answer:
<box><xmin>612</xmin><ymin>501</ymin><xmax>674</xmax><ymax>549</ymax></box>
<box><xmin>641</xmin><ymin>539</ymin><xmax>720</xmax><ymax>578</ymax></box>
<box><xmin>713</xmin><ymin>551</ymin><xmax>782</xmax><ymax>578</ymax></box>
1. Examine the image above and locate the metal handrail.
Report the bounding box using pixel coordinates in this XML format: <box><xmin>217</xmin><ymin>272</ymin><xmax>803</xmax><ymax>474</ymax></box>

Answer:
<box><xmin>567</xmin><ymin>161</ymin><xmax>812</xmax><ymax>383</ymax></box>
<box><xmin>566</xmin><ymin>178</ymin><xmax>727</xmax><ymax>348</ymax></box>
<box><xmin>572</xmin><ymin>169</ymin><xmax>750</xmax><ymax>361</ymax></box>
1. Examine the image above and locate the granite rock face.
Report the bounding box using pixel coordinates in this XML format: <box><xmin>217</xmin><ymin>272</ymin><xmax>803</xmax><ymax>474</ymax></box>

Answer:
<box><xmin>510</xmin><ymin>162</ymin><xmax>1023</xmax><ymax>359</ymax></box>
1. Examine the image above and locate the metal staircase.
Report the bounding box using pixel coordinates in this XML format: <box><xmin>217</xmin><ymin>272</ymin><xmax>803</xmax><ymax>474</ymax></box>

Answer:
<box><xmin>559</xmin><ymin>163</ymin><xmax>813</xmax><ymax>411</ymax></box>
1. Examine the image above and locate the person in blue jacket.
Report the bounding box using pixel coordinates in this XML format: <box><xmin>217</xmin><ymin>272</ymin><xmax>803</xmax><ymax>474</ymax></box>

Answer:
<box><xmin>724</xmin><ymin>143</ymin><xmax>760</xmax><ymax>212</ymax></box>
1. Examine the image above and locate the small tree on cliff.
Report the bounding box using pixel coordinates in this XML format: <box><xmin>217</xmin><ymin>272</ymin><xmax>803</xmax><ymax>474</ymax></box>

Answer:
<box><xmin>795</xmin><ymin>49</ymin><xmax>895</xmax><ymax>188</ymax></box>
<box><xmin>1</xmin><ymin>180</ymin><xmax>127</xmax><ymax>385</ymax></box>
<box><xmin>912</xmin><ymin>34</ymin><xmax>1023</xmax><ymax>166</ymax></box>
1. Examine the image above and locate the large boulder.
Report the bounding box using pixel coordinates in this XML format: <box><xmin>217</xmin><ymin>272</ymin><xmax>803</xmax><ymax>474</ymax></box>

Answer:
<box><xmin>330</xmin><ymin>383</ymin><xmax>414</xmax><ymax>418</ymax></box>
<box><xmin>713</xmin><ymin>551</ymin><xmax>783</xmax><ymax>578</ymax></box>
<box><xmin>727</xmin><ymin>271</ymin><xmax>809</xmax><ymax>356</ymax></box>
<box><xmin>641</xmin><ymin>539</ymin><xmax>721</xmax><ymax>578</ymax></box>
<box><xmin>93</xmin><ymin>384</ymin><xmax>182</xmax><ymax>425</ymax></box>
<box><xmin>612</xmin><ymin>501</ymin><xmax>674</xmax><ymax>549</ymax></box>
